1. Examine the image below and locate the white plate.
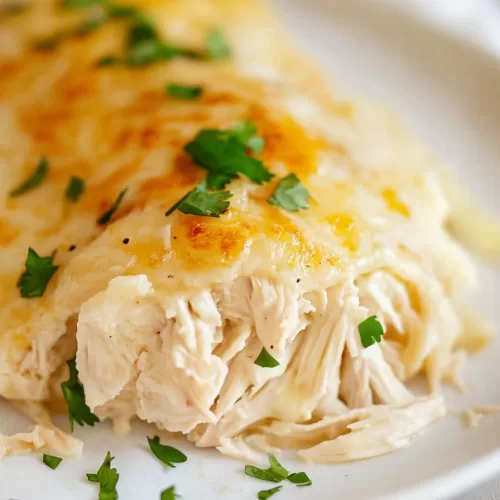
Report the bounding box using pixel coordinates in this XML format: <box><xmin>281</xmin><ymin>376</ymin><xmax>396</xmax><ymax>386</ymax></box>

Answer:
<box><xmin>2</xmin><ymin>1</ymin><xmax>500</xmax><ymax>499</ymax></box>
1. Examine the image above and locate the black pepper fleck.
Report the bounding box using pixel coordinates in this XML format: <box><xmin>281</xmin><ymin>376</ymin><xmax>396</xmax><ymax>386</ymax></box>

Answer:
<box><xmin>69</xmin><ymin>244</ymin><xmax>77</xmax><ymax>252</ymax></box>
<box><xmin>270</xmin><ymin>345</ymin><xmax>274</xmax><ymax>349</ymax></box>
<box><xmin>296</xmin><ymin>278</ymin><xmax>301</xmax><ymax>283</ymax></box>
<box><xmin>122</xmin><ymin>238</ymin><xmax>130</xmax><ymax>244</ymax></box>
<box><xmin>173</xmin><ymin>236</ymin><xmax>177</xmax><ymax>240</ymax></box>
<box><xmin>168</xmin><ymin>275</ymin><xmax>174</xmax><ymax>278</ymax></box>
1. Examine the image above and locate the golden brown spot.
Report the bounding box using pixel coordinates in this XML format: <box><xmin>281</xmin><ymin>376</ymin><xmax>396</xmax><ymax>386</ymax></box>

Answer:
<box><xmin>63</xmin><ymin>82</ymin><xmax>95</xmax><ymax>102</ymax></box>
<box><xmin>173</xmin><ymin>211</ymin><xmax>251</xmax><ymax>268</ymax></box>
<box><xmin>382</xmin><ymin>188</ymin><xmax>410</xmax><ymax>218</ymax></box>
<box><xmin>327</xmin><ymin>213</ymin><xmax>359</xmax><ymax>252</ymax></box>
<box><xmin>140</xmin><ymin>124</ymin><xmax>161</xmax><ymax>149</ymax></box>
<box><xmin>202</xmin><ymin>92</ymin><xmax>240</xmax><ymax>106</ymax></box>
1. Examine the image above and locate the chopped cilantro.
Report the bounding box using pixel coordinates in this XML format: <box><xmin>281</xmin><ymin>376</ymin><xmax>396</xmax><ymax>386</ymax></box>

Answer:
<box><xmin>206</xmin><ymin>27</ymin><xmax>231</xmax><ymax>60</ymax></box>
<box><xmin>96</xmin><ymin>54</ymin><xmax>120</xmax><ymax>67</ymax></box>
<box><xmin>97</xmin><ymin>188</ymin><xmax>127</xmax><ymax>225</ymax></box>
<box><xmin>65</xmin><ymin>176</ymin><xmax>85</xmax><ymax>203</ymax></box>
<box><xmin>245</xmin><ymin>455</ymin><xmax>288</xmax><ymax>483</ymax></box>
<box><xmin>258</xmin><ymin>487</ymin><xmax>283</xmax><ymax>500</ymax></box>
<box><xmin>147</xmin><ymin>436</ymin><xmax>187</xmax><ymax>468</ymax></box>
<box><xmin>127</xmin><ymin>15</ymin><xmax>158</xmax><ymax>47</ymax></box>
<box><xmin>61</xmin><ymin>357</ymin><xmax>100</xmax><ymax>432</ymax></box>
<box><xmin>73</xmin><ymin>14</ymin><xmax>108</xmax><ymax>36</ymax></box>
<box><xmin>287</xmin><ymin>472</ymin><xmax>312</xmax><ymax>486</ymax></box>
<box><xmin>126</xmin><ymin>40</ymin><xmax>180</xmax><ymax>66</ymax></box>
<box><xmin>231</xmin><ymin>120</ymin><xmax>265</xmax><ymax>155</ymax></box>
<box><xmin>268</xmin><ymin>174</ymin><xmax>310</xmax><ymax>212</ymax></box>
<box><xmin>61</xmin><ymin>0</ymin><xmax>103</xmax><ymax>7</ymax></box>
<box><xmin>86</xmin><ymin>451</ymin><xmax>119</xmax><ymax>500</ymax></box>
<box><xmin>254</xmin><ymin>348</ymin><xmax>279</xmax><ymax>368</ymax></box>
<box><xmin>43</xmin><ymin>454</ymin><xmax>63</xmax><ymax>470</ymax></box>
<box><xmin>33</xmin><ymin>33</ymin><xmax>65</xmax><ymax>51</ymax></box>
<box><xmin>17</xmin><ymin>248</ymin><xmax>58</xmax><ymax>298</ymax></box>
<box><xmin>165</xmin><ymin>181</ymin><xmax>231</xmax><ymax>218</ymax></box>
<box><xmin>184</xmin><ymin>129</ymin><xmax>274</xmax><ymax>187</ymax></box>
<box><xmin>9</xmin><ymin>157</ymin><xmax>48</xmax><ymax>197</ymax></box>
<box><xmin>358</xmin><ymin>315</ymin><xmax>385</xmax><ymax>348</ymax></box>
<box><xmin>166</xmin><ymin>84</ymin><xmax>203</xmax><ymax>100</ymax></box>
<box><xmin>106</xmin><ymin>2</ymin><xmax>139</xmax><ymax>18</ymax></box>
<box><xmin>160</xmin><ymin>486</ymin><xmax>180</xmax><ymax>500</ymax></box>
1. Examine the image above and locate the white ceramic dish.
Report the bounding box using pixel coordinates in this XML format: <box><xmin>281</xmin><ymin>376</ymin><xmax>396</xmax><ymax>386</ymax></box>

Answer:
<box><xmin>2</xmin><ymin>1</ymin><xmax>500</xmax><ymax>499</ymax></box>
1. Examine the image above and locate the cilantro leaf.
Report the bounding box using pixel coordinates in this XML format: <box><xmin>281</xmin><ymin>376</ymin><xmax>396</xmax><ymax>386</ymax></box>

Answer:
<box><xmin>127</xmin><ymin>15</ymin><xmax>158</xmax><ymax>47</ymax></box>
<box><xmin>65</xmin><ymin>176</ymin><xmax>85</xmax><ymax>203</ymax></box>
<box><xmin>206</xmin><ymin>28</ymin><xmax>231</xmax><ymax>60</ymax></box>
<box><xmin>106</xmin><ymin>2</ymin><xmax>139</xmax><ymax>18</ymax></box>
<box><xmin>61</xmin><ymin>0</ymin><xmax>103</xmax><ymax>7</ymax></box>
<box><xmin>231</xmin><ymin>120</ymin><xmax>265</xmax><ymax>155</ymax></box>
<box><xmin>10</xmin><ymin>157</ymin><xmax>48</xmax><ymax>197</ymax></box>
<box><xmin>161</xmin><ymin>486</ymin><xmax>180</xmax><ymax>500</ymax></box>
<box><xmin>245</xmin><ymin>455</ymin><xmax>287</xmax><ymax>483</ymax></box>
<box><xmin>17</xmin><ymin>248</ymin><xmax>58</xmax><ymax>298</ymax></box>
<box><xmin>126</xmin><ymin>40</ymin><xmax>180</xmax><ymax>66</ymax></box>
<box><xmin>254</xmin><ymin>348</ymin><xmax>279</xmax><ymax>368</ymax></box>
<box><xmin>358</xmin><ymin>315</ymin><xmax>385</xmax><ymax>348</ymax></box>
<box><xmin>184</xmin><ymin>129</ymin><xmax>274</xmax><ymax>186</ymax></box>
<box><xmin>61</xmin><ymin>357</ymin><xmax>100</xmax><ymax>432</ymax></box>
<box><xmin>166</xmin><ymin>84</ymin><xmax>203</xmax><ymax>100</ymax></box>
<box><xmin>87</xmin><ymin>451</ymin><xmax>119</xmax><ymax>500</ymax></box>
<box><xmin>43</xmin><ymin>454</ymin><xmax>63</xmax><ymax>470</ymax></box>
<box><xmin>73</xmin><ymin>14</ymin><xmax>108</xmax><ymax>37</ymax></box>
<box><xmin>96</xmin><ymin>55</ymin><xmax>120</xmax><ymax>67</ymax></box>
<box><xmin>165</xmin><ymin>181</ymin><xmax>231</xmax><ymax>218</ymax></box>
<box><xmin>287</xmin><ymin>472</ymin><xmax>312</xmax><ymax>487</ymax></box>
<box><xmin>147</xmin><ymin>436</ymin><xmax>187</xmax><ymax>468</ymax></box>
<box><xmin>206</xmin><ymin>171</ymin><xmax>237</xmax><ymax>190</ymax></box>
<box><xmin>33</xmin><ymin>33</ymin><xmax>65</xmax><ymax>51</ymax></box>
<box><xmin>268</xmin><ymin>174</ymin><xmax>310</xmax><ymax>212</ymax></box>
<box><xmin>258</xmin><ymin>486</ymin><xmax>283</xmax><ymax>500</ymax></box>
<box><xmin>97</xmin><ymin>188</ymin><xmax>127</xmax><ymax>225</ymax></box>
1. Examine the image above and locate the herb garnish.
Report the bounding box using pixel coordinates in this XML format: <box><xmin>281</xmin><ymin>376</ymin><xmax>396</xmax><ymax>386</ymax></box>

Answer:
<box><xmin>87</xmin><ymin>451</ymin><xmax>120</xmax><ymax>500</ymax></box>
<box><xmin>258</xmin><ymin>487</ymin><xmax>283</xmax><ymax>500</ymax></box>
<box><xmin>268</xmin><ymin>174</ymin><xmax>310</xmax><ymax>212</ymax></box>
<box><xmin>358</xmin><ymin>315</ymin><xmax>384</xmax><ymax>348</ymax></box>
<box><xmin>61</xmin><ymin>357</ymin><xmax>100</xmax><ymax>432</ymax></box>
<box><xmin>287</xmin><ymin>472</ymin><xmax>312</xmax><ymax>486</ymax></box>
<box><xmin>17</xmin><ymin>248</ymin><xmax>58</xmax><ymax>298</ymax></box>
<box><xmin>97</xmin><ymin>188</ymin><xmax>128</xmax><ymax>225</ymax></box>
<box><xmin>106</xmin><ymin>2</ymin><xmax>139</xmax><ymax>18</ymax></box>
<box><xmin>43</xmin><ymin>454</ymin><xmax>63</xmax><ymax>470</ymax></box>
<box><xmin>165</xmin><ymin>181</ymin><xmax>231</xmax><ymax>218</ymax></box>
<box><xmin>73</xmin><ymin>13</ymin><xmax>108</xmax><ymax>36</ymax></box>
<box><xmin>161</xmin><ymin>486</ymin><xmax>180</xmax><ymax>500</ymax></box>
<box><xmin>254</xmin><ymin>348</ymin><xmax>279</xmax><ymax>368</ymax></box>
<box><xmin>61</xmin><ymin>0</ymin><xmax>103</xmax><ymax>7</ymax></box>
<box><xmin>206</xmin><ymin>28</ymin><xmax>231</xmax><ymax>60</ymax></box>
<box><xmin>245</xmin><ymin>454</ymin><xmax>312</xmax><ymax>498</ymax></box>
<box><xmin>166</xmin><ymin>84</ymin><xmax>203</xmax><ymax>100</ymax></box>
<box><xmin>147</xmin><ymin>436</ymin><xmax>187</xmax><ymax>468</ymax></box>
<box><xmin>65</xmin><ymin>176</ymin><xmax>85</xmax><ymax>203</ymax></box>
<box><xmin>185</xmin><ymin>128</ymin><xmax>274</xmax><ymax>189</ymax></box>
<box><xmin>96</xmin><ymin>55</ymin><xmax>120</xmax><ymax>67</ymax></box>
<box><xmin>9</xmin><ymin>157</ymin><xmax>48</xmax><ymax>197</ymax></box>
<box><xmin>231</xmin><ymin>120</ymin><xmax>265</xmax><ymax>155</ymax></box>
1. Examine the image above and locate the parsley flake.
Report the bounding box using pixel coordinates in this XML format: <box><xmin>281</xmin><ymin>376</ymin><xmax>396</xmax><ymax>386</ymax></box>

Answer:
<box><xmin>65</xmin><ymin>176</ymin><xmax>85</xmax><ymax>203</ymax></box>
<box><xmin>43</xmin><ymin>454</ymin><xmax>63</xmax><ymax>470</ymax></box>
<box><xmin>165</xmin><ymin>181</ymin><xmax>231</xmax><ymax>218</ymax></box>
<box><xmin>73</xmin><ymin>13</ymin><xmax>108</xmax><ymax>37</ymax></box>
<box><xmin>166</xmin><ymin>84</ymin><xmax>203</xmax><ymax>100</ymax></box>
<box><xmin>254</xmin><ymin>348</ymin><xmax>279</xmax><ymax>368</ymax></box>
<box><xmin>147</xmin><ymin>436</ymin><xmax>187</xmax><ymax>468</ymax></box>
<box><xmin>95</xmin><ymin>55</ymin><xmax>120</xmax><ymax>67</ymax></box>
<box><xmin>268</xmin><ymin>174</ymin><xmax>310</xmax><ymax>212</ymax></box>
<box><xmin>97</xmin><ymin>188</ymin><xmax>127</xmax><ymax>225</ymax></box>
<box><xmin>258</xmin><ymin>486</ymin><xmax>283</xmax><ymax>500</ymax></box>
<box><xmin>17</xmin><ymin>248</ymin><xmax>58</xmax><ymax>298</ymax></box>
<box><xmin>61</xmin><ymin>357</ymin><xmax>100</xmax><ymax>432</ymax></box>
<box><xmin>206</xmin><ymin>28</ymin><xmax>231</xmax><ymax>60</ymax></box>
<box><xmin>86</xmin><ymin>451</ymin><xmax>119</xmax><ymax>500</ymax></box>
<box><xmin>61</xmin><ymin>0</ymin><xmax>103</xmax><ymax>8</ymax></box>
<box><xmin>185</xmin><ymin>129</ymin><xmax>274</xmax><ymax>188</ymax></box>
<box><xmin>231</xmin><ymin>120</ymin><xmax>265</xmax><ymax>154</ymax></box>
<box><xmin>287</xmin><ymin>472</ymin><xmax>312</xmax><ymax>487</ymax></box>
<box><xmin>106</xmin><ymin>2</ymin><xmax>139</xmax><ymax>18</ymax></box>
<box><xmin>161</xmin><ymin>486</ymin><xmax>180</xmax><ymax>500</ymax></box>
<box><xmin>358</xmin><ymin>315</ymin><xmax>385</xmax><ymax>348</ymax></box>
<box><xmin>10</xmin><ymin>157</ymin><xmax>48</xmax><ymax>197</ymax></box>
<box><xmin>245</xmin><ymin>454</ymin><xmax>288</xmax><ymax>483</ymax></box>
